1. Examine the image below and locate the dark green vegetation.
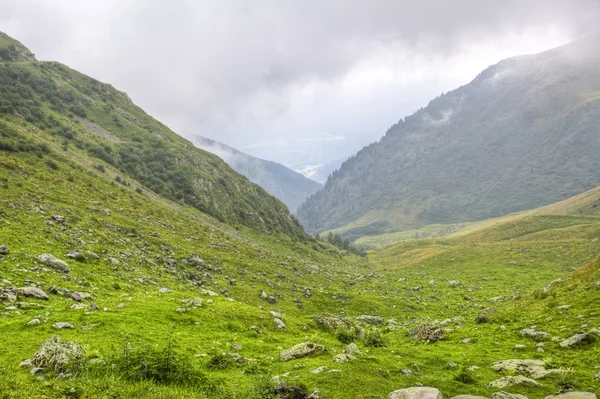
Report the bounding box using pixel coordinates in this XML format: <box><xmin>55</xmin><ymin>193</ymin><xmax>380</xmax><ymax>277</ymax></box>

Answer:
<box><xmin>298</xmin><ymin>33</ymin><xmax>600</xmax><ymax>238</ymax></box>
<box><xmin>0</xmin><ymin>32</ymin><xmax>599</xmax><ymax>399</ymax></box>
<box><xmin>193</xmin><ymin>136</ymin><xmax>322</xmax><ymax>213</ymax></box>
<box><xmin>0</xmin><ymin>45</ymin><xmax>303</xmax><ymax>238</ymax></box>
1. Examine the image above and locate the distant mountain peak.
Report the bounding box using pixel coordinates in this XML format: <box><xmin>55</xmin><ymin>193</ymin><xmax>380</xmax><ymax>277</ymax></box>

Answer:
<box><xmin>0</xmin><ymin>32</ymin><xmax>36</xmax><ymax>62</ymax></box>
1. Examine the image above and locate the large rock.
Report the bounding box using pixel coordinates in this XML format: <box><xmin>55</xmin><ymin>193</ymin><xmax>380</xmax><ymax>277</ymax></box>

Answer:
<box><xmin>38</xmin><ymin>254</ymin><xmax>70</xmax><ymax>273</ymax></box>
<box><xmin>314</xmin><ymin>313</ymin><xmax>352</xmax><ymax>331</ymax></box>
<box><xmin>492</xmin><ymin>392</ymin><xmax>529</xmax><ymax>399</ymax></box>
<box><xmin>491</xmin><ymin>359</ymin><xmax>565</xmax><ymax>379</ymax></box>
<box><xmin>488</xmin><ymin>376</ymin><xmax>541</xmax><ymax>389</ymax></box>
<box><xmin>559</xmin><ymin>333</ymin><xmax>592</xmax><ymax>348</ymax></box>
<box><xmin>388</xmin><ymin>387</ymin><xmax>443</xmax><ymax>399</ymax></box>
<box><xmin>520</xmin><ymin>328</ymin><xmax>550</xmax><ymax>342</ymax></box>
<box><xmin>545</xmin><ymin>393</ymin><xmax>597</xmax><ymax>399</ymax></box>
<box><xmin>18</xmin><ymin>287</ymin><xmax>49</xmax><ymax>300</ymax></box>
<box><xmin>345</xmin><ymin>342</ymin><xmax>361</xmax><ymax>355</ymax></box>
<box><xmin>333</xmin><ymin>353</ymin><xmax>356</xmax><ymax>363</ymax></box>
<box><xmin>31</xmin><ymin>335</ymin><xmax>83</xmax><ymax>372</ymax></box>
<box><xmin>280</xmin><ymin>342</ymin><xmax>326</xmax><ymax>361</ymax></box>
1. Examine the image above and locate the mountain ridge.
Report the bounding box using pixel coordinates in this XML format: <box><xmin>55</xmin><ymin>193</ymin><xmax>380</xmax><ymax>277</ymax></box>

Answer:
<box><xmin>192</xmin><ymin>136</ymin><xmax>322</xmax><ymax>213</ymax></box>
<box><xmin>298</xmin><ymin>33</ymin><xmax>600</xmax><ymax>237</ymax></box>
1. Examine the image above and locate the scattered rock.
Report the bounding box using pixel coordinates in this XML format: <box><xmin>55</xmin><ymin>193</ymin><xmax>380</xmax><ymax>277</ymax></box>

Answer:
<box><xmin>491</xmin><ymin>392</ymin><xmax>529</xmax><ymax>399</ymax></box>
<box><xmin>333</xmin><ymin>354</ymin><xmax>355</xmax><ymax>363</ymax></box>
<box><xmin>448</xmin><ymin>280</ymin><xmax>461</xmax><ymax>287</ymax></box>
<box><xmin>450</xmin><ymin>396</ymin><xmax>488</xmax><ymax>399</ymax></box>
<box><xmin>594</xmin><ymin>371</ymin><xmax>600</xmax><ymax>380</ymax></box>
<box><xmin>270</xmin><ymin>311</ymin><xmax>282</xmax><ymax>319</ymax></box>
<box><xmin>31</xmin><ymin>367</ymin><xmax>44</xmax><ymax>375</ymax></box>
<box><xmin>560</xmin><ymin>332</ymin><xmax>592</xmax><ymax>348</ymax></box>
<box><xmin>544</xmin><ymin>393</ymin><xmax>598</xmax><ymax>399</ymax></box>
<box><xmin>314</xmin><ymin>313</ymin><xmax>352</xmax><ymax>331</ymax></box>
<box><xmin>513</xmin><ymin>344</ymin><xmax>526</xmax><ymax>350</ymax></box>
<box><xmin>280</xmin><ymin>342</ymin><xmax>326</xmax><ymax>361</ymax></box>
<box><xmin>345</xmin><ymin>342</ymin><xmax>361</xmax><ymax>355</ymax></box>
<box><xmin>0</xmin><ymin>245</ymin><xmax>9</xmax><ymax>255</ymax></box>
<box><xmin>27</xmin><ymin>318</ymin><xmax>41</xmax><ymax>326</ymax></box>
<box><xmin>158</xmin><ymin>287</ymin><xmax>172</xmax><ymax>293</ymax></box>
<box><xmin>88</xmin><ymin>302</ymin><xmax>99</xmax><ymax>310</ymax></box>
<box><xmin>19</xmin><ymin>359</ymin><xmax>33</xmax><ymax>368</ymax></box>
<box><xmin>410</xmin><ymin>324</ymin><xmax>444</xmax><ymax>342</ymax></box>
<box><xmin>260</xmin><ymin>290</ymin><xmax>276</xmax><ymax>304</ymax></box>
<box><xmin>388</xmin><ymin>387</ymin><xmax>443</xmax><ymax>399</ymax></box>
<box><xmin>71</xmin><ymin>292</ymin><xmax>91</xmax><ymax>301</ymax></box>
<box><xmin>491</xmin><ymin>359</ymin><xmax>566</xmax><ymax>379</ymax></box>
<box><xmin>52</xmin><ymin>322</ymin><xmax>74</xmax><ymax>329</ymax></box>
<box><xmin>476</xmin><ymin>308</ymin><xmax>495</xmax><ymax>323</ymax></box>
<box><xmin>274</xmin><ymin>318</ymin><xmax>286</xmax><ymax>329</ymax></box>
<box><xmin>30</xmin><ymin>335</ymin><xmax>83</xmax><ymax>372</ymax></box>
<box><xmin>520</xmin><ymin>328</ymin><xmax>550</xmax><ymax>342</ymax></box>
<box><xmin>38</xmin><ymin>254</ymin><xmax>70</xmax><ymax>273</ymax></box>
<box><xmin>488</xmin><ymin>375</ymin><xmax>541</xmax><ymax>389</ymax></box>
<box><xmin>18</xmin><ymin>287</ymin><xmax>49</xmax><ymax>300</ymax></box>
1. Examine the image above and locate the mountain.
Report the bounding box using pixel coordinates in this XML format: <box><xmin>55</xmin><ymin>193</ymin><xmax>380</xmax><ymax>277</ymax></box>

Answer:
<box><xmin>2</xmin><ymin>32</ymin><xmax>600</xmax><ymax>399</ymax></box>
<box><xmin>192</xmin><ymin>136</ymin><xmax>321</xmax><ymax>213</ymax></box>
<box><xmin>0</xmin><ymin>33</ymin><xmax>306</xmax><ymax>239</ymax></box>
<box><xmin>293</xmin><ymin>158</ymin><xmax>344</xmax><ymax>185</ymax></box>
<box><xmin>298</xmin><ymin>33</ymin><xmax>600</xmax><ymax>238</ymax></box>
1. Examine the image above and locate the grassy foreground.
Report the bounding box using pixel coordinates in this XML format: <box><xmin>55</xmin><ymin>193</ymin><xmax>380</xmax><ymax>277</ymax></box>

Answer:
<box><xmin>1</xmin><ymin>149</ymin><xmax>599</xmax><ymax>398</ymax></box>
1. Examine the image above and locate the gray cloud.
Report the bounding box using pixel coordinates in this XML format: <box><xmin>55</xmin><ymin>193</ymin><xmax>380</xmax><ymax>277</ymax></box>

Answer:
<box><xmin>1</xmin><ymin>0</ymin><xmax>599</xmax><ymax>165</ymax></box>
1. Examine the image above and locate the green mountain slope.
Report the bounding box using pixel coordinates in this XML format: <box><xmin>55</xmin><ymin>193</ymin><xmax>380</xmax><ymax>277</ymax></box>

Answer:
<box><xmin>298</xmin><ymin>33</ymin><xmax>600</xmax><ymax>238</ymax></box>
<box><xmin>193</xmin><ymin>136</ymin><xmax>322</xmax><ymax>213</ymax></box>
<box><xmin>0</xmin><ymin>33</ymin><xmax>303</xmax><ymax>238</ymax></box>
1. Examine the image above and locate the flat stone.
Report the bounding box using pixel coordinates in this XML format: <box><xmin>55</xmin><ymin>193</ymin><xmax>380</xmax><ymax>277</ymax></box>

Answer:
<box><xmin>488</xmin><ymin>375</ymin><xmax>541</xmax><ymax>389</ymax></box>
<box><xmin>560</xmin><ymin>333</ymin><xmax>591</xmax><ymax>348</ymax></box>
<box><xmin>492</xmin><ymin>392</ymin><xmax>529</xmax><ymax>399</ymax></box>
<box><xmin>544</xmin><ymin>393</ymin><xmax>598</xmax><ymax>399</ymax></box>
<box><xmin>52</xmin><ymin>322</ymin><xmax>74</xmax><ymax>329</ymax></box>
<box><xmin>388</xmin><ymin>387</ymin><xmax>443</xmax><ymax>399</ymax></box>
<box><xmin>333</xmin><ymin>353</ymin><xmax>356</xmax><ymax>363</ymax></box>
<box><xmin>38</xmin><ymin>254</ymin><xmax>70</xmax><ymax>273</ymax></box>
<box><xmin>491</xmin><ymin>359</ymin><xmax>566</xmax><ymax>379</ymax></box>
<box><xmin>280</xmin><ymin>342</ymin><xmax>326</xmax><ymax>361</ymax></box>
<box><xmin>27</xmin><ymin>318</ymin><xmax>41</xmax><ymax>326</ymax></box>
<box><xmin>18</xmin><ymin>287</ymin><xmax>49</xmax><ymax>300</ymax></box>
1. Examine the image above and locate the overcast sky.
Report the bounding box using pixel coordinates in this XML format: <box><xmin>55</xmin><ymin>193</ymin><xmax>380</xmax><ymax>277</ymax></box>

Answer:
<box><xmin>1</xmin><ymin>0</ymin><xmax>599</xmax><ymax>166</ymax></box>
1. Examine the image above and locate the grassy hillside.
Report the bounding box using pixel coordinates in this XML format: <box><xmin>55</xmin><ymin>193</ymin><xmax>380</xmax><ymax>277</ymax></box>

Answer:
<box><xmin>298</xmin><ymin>33</ymin><xmax>600</xmax><ymax>238</ymax></box>
<box><xmin>0</xmin><ymin>38</ymin><xmax>304</xmax><ymax>238</ymax></box>
<box><xmin>2</xmin><ymin>148</ymin><xmax>599</xmax><ymax>398</ymax></box>
<box><xmin>193</xmin><ymin>136</ymin><xmax>322</xmax><ymax>213</ymax></box>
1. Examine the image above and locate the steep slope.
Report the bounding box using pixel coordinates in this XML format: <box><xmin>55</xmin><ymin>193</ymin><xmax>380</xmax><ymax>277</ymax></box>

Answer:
<box><xmin>192</xmin><ymin>136</ymin><xmax>322</xmax><ymax>213</ymax></box>
<box><xmin>298</xmin><ymin>33</ymin><xmax>600</xmax><ymax>237</ymax></box>
<box><xmin>0</xmin><ymin>32</ymin><xmax>304</xmax><ymax>238</ymax></box>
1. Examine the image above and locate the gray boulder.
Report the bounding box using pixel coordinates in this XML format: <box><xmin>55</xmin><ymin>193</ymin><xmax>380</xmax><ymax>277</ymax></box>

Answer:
<box><xmin>492</xmin><ymin>392</ymin><xmax>529</xmax><ymax>399</ymax></box>
<box><xmin>274</xmin><ymin>318</ymin><xmax>286</xmax><ymax>329</ymax></box>
<box><xmin>280</xmin><ymin>342</ymin><xmax>326</xmax><ymax>361</ymax></box>
<box><xmin>345</xmin><ymin>342</ymin><xmax>361</xmax><ymax>355</ymax></box>
<box><xmin>0</xmin><ymin>245</ymin><xmax>9</xmax><ymax>255</ymax></box>
<box><xmin>520</xmin><ymin>328</ymin><xmax>550</xmax><ymax>342</ymax></box>
<box><xmin>18</xmin><ymin>287</ymin><xmax>49</xmax><ymax>300</ymax></box>
<box><xmin>491</xmin><ymin>359</ymin><xmax>566</xmax><ymax>379</ymax></box>
<box><xmin>560</xmin><ymin>333</ymin><xmax>591</xmax><ymax>348</ymax></box>
<box><xmin>544</xmin><ymin>393</ymin><xmax>597</xmax><ymax>399</ymax></box>
<box><xmin>488</xmin><ymin>376</ymin><xmax>541</xmax><ymax>389</ymax></box>
<box><xmin>333</xmin><ymin>353</ymin><xmax>356</xmax><ymax>363</ymax></box>
<box><xmin>31</xmin><ymin>335</ymin><xmax>83</xmax><ymax>372</ymax></box>
<box><xmin>39</xmin><ymin>254</ymin><xmax>70</xmax><ymax>273</ymax></box>
<box><xmin>388</xmin><ymin>387</ymin><xmax>443</xmax><ymax>399</ymax></box>
<box><xmin>52</xmin><ymin>322</ymin><xmax>74</xmax><ymax>329</ymax></box>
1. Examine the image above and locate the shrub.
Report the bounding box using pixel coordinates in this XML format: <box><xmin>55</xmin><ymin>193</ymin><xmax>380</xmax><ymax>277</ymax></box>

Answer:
<box><xmin>362</xmin><ymin>328</ymin><xmax>387</xmax><ymax>347</ymax></box>
<box><xmin>110</xmin><ymin>338</ymin><xmax>204</xmax><ymax>386</ymax></box>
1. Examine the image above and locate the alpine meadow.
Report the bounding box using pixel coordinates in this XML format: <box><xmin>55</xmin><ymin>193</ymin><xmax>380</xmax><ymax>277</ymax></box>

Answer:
<box><xmin>1</xmin><ymin>10</ymin><xmax>600</xmax><ymax>399</ymax></box>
